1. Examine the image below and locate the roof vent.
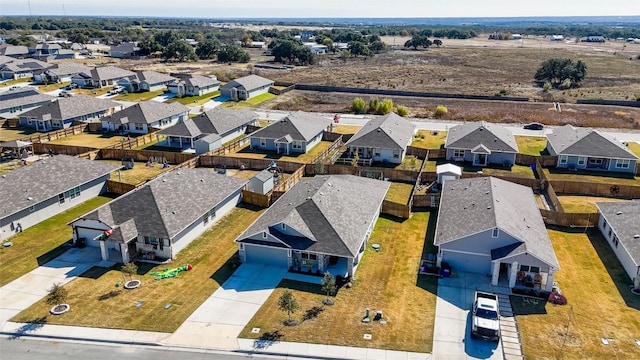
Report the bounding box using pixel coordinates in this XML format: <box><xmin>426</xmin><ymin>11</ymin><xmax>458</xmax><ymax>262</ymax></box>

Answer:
<box><xmin>172</xmin><ymin>211</ymin><xmax>176</xmax><ymax>214</ymax></box>
<box><xmin>200</xmin><ymin>179</ymin><xmax>204</xmax><ymax>182</ymax></box>
<box><xmin>162</xmin><ymin>179</ymin><xmax>166</xmax><ymax>182</ymax></box>
<box><xmin>377</xmin><ymin>128</ymin><xmax>381</xmax><ymax>132</ymax></box>
<box><xmin>487</xmin><ymin>206</ymin><xmax>492</xmax><ymax>209</ymax></box>
<box><xmin>305</xmin><ymin>197</ymin><xmax>311</xmax><ymax>200</ymax></box>
<box><xmin>616</xmin><ymin>211</ymin><xmax>622</xmax><ymax>215</ymax></box>
<box><xmin>485</xmin><ymin>191</ymin><xmax>490</xmax><ymax>194</ymax></box>
<box><xmin>1</xmin><ymin>175</ymin><xmax>5</xmax><ymax>178</ymax></box>
<box><xmin>319</xmin><ymin>192</ymin><xmax>324</xmax><ymax>196</ymax></box>
<box><xmin>27</xmin><ymin>197</ymin><xmax>33</xmax><ymax>201</ymax></box>
<box><xmin>634</xmin><ymin>234</ymin><xmax>640</xmax><ymax>239</ymax></box>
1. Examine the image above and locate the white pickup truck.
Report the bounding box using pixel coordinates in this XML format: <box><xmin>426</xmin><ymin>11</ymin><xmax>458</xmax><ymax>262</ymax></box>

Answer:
<box><xmin>471</xmin><ymin>291</ymin><xmax>500</xmax><ymax>342</ymax></box>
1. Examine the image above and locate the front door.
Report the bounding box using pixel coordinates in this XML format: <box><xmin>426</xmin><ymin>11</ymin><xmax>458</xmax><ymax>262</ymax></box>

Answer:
<box><xmin>474</xmin><ymin>153</ymin><xmax>487</xmax><ymax>166</ymax></box>
<box><xmin>128</xmin><ymin>241</ymin><xmax>138</xmax><ymax>261</ymax></box>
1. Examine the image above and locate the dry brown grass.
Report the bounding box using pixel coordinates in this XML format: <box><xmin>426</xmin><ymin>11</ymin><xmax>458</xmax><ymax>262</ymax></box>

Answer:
<box><xmin>49</xmin><ymin>132</ymin><xmax>130</xmax><ymax>148</ymax></box>
<box><xmin>99</xmin><ymin>160</ymin><xmax>170</xmax><ymax>185</ymax></box>
<box><xmin>542</xmin><ymin>168</ymin><xmax>640</xmax><ymax>185</ymax></box>
<box><xmin>558</xmin><ymin>196</ymin><xmax>630</xmax><ymax>213</ymax></box>
<box><xmin>411</xmin><ymin>130</ymin><xmax>447</xmax><ymax>150</ymax></box>
<box><xmin>239</xmin><ymin>212</ymin><xmax>437</xmax><ymax>353</ymax></box>
<box><xmin>385</xmin><ymin>182</ymin><xmax>414</xmax><ymax>204</ymax></box>
<box><xmin>0</xmin><ymin>128</ymin><xmax>38</xmax><ymax>141</ymax></box>
<box><xmin>515</xmin><ymin>229</ymin><xmax>640</xmax><ymax>359</ymax></box>
<box><xmin>230</xmin><ymin>141</ymin><xmax>332</xmax><ymax>163</ymax></box>
<box><xmin>331</xmin><ymin>124</ymin><xmax>362</xmax><ymax>134</ymax></box>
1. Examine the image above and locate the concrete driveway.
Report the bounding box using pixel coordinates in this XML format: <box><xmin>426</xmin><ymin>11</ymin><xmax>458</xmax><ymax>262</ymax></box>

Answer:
<box><xmin>0</xmin><ymin>247</ymin><xmax>102</xmax><ymax>323</ymax></box>
<box><xmin>432</xmin><ymin>272</ymin><xmax>508</xmax><ymax>360</ymax></box>
<box><xmin>166</xmin><ymin>263</ymin><xmax>287</xmax><ymax>350</ymax></box>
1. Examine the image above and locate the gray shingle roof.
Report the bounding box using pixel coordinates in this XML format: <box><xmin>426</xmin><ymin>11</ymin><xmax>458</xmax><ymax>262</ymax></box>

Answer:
<box><xmin>174</xmin><ymin>74</ymin><xmax>219</xmax><ymax>88</ymax></box>
<box><xmin>434</xmin><ymin>176</ymin><xmax>559</xmax><ymax>269</ymax></box>
<box><xmin>46</xmin><ymin>63</ymin><xmax>92</xmax><ymax>77</ymax></box>
<box><xmin>20</xmin><ymin>95</ymin><xmax>119</xmax><ymax>120</ymax></box>
<box><xmin>547</xmin><ymin>125</ymin><xmax>638</xmax><ymax>159</ymax></box>
<box><xmin>345</xmin><ymin>113</ymin><xmax>415</xmax><ymax>151</ymax></box>
<box><xmin>254</xmin><ymin>169</ymin><xmax>273</xmax><ymax>182</ymax></box>
<box><xmin>88</xmin><ymin>66</ymin><xmax>136</xmax><ymax>82</ymax></box>
<box><xmin>101</xmin><ymin>101</ymin><xmax>188</xmax><ymax>125</ymax></box>
<box><xmin>109</xmin><ymin>42</ymin><xmax>140</xmax><ymax>54</ymax></box>
<box><xmin>0</xmin><ymin>88</ymin><xmax>54</xmax><ymax>111</ymax></box>
<box><xmin>0</xmin><ymin>45</ymin><xmax>29</xmax><ymax>56</ymax></box>
<box><xmin>249</xmin><ymin>111</ymin><xmax>331</xmax><ymax>142</ymax></box>
<box><xmin>157</xmin><ymin>108</ymin><xmax>257</xmax><ymax>138</ymax></box>
<box><xmin>445</xmin><ymin>121</ymin><xmax>518</xmax><ymax>153</ymax></box>
<box><xmin>237</xmin><ymin>175</ymin><xmax>390</xmax><ymax>257</ymax></box>
<box><xmin>133</xmin><ymin>71</ymin><xmax>176</xmax><ymax>85</ymax></box>
<box><xmin>596</xmin><ymin>201</ymin><xmax>640</xmax><ymax>265</ymax></box>
<box><xmin>1</xmin><ymin>59</ymin><xmax>51</xmax><ymax>72</ymax></box>
<box><xmin>77</xmin><ymin>168</ymin><xmax>247</xmax><ymax>239</ymax></box>
<box><xmin>220</xmin><ymin>75</ymin><xmax>274</xmax><ymax>92</ymax></box>
<box><xmin>0</xmin><ymin>55</ymin><xmax>16</xmax><ymax>65</ymax></box>
<box><xmin>0</xmin><ymin>155</ymin><xmax>121</xmax><ymax>219</ymax></box>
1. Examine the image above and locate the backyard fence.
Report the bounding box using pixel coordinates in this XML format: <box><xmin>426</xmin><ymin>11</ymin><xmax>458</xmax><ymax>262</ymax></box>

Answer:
<box><xmin>545</xmin><ymin>181</ymin><xmax>564</xmax><ymax>212</ymax></box>
<box><xmin>426</xmin><ymin>149</ymin><xmax>447</xmax><ymax>159</ymax></box>
<box><xmin>106</xmin><ymin>179</ymin><xmax>138</xmax><ymax>195</ymax></box>
<box><xmin>381</xmin><ymin>200</ymin><xmax>411</xmax><ymax>219</ymax></box>
<box><xmin>305</xmin><ymin>163</ymin><xmax>420</xmax><ymax>183</ymax></box>
<box><xmin>242</xmin><ymin>189</ymin><xmax>271</xmax><ymax>208</ymax></box>
<box><xmin>99</xmin><ymin>148</ymin><xmax>196</xmax><ymax>164</ymax></box>
<box><xmin>199</xmin><ymin>155</ymin><xmax>304</xmax><ymax>172</ymax></box>
<box><xmin>539</xmin><ymin>209</ymin><xmax>600</xmax><ymax>227</ymax></box>
<box><xmin>77</xmin><ymin>149</ymin><xmax>101</xmax><ymax>160</ymax></box>
<box><xmin>21</xmin><ymin>124</ymin><xmax>88</xmax><ymax>143</ymax></box>
<box><xmin>548</xmin><ymin>180</ymin><xmax>640</xmax><ymax>199</ymax></box>
<box><xmin>105</xmin><ymin>132</ymin><xmax>162</xmax><ymax>150</ymax></box>
<box><xmin>406</xmin><ymin>146</ymin><xmax>430</xmax><ymax>159</ymax></box>
<box><xmin>515</xmin><ymin>154</ymin><xmax>557</xmax><ymax>167</ymax></box>
<box><xmin>206</xmin><ymin>137</ymin><xmax>250</xmax><ymax>156</ymax></box>
<box><xmin>34</xmin><ymin>143</ymin><xmax>98</xmax><ymax>156</ymax></box>
<box><xmin>272</xmin><ymin>165</ymin><xmax>306</xmax><ymax>194</ymax></box>
<box><xmin>412</xmin><ymin>194</ymin><xmax>441</xmax><ymax>208</ymax></box>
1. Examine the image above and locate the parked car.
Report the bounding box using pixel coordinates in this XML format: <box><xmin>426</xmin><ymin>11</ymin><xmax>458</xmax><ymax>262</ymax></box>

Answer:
<box><xmin>108</xmin><ymin>86</ymin><xmax>124</xmax><ymax>95</ymax></box>
<box><xmin>59</xmin><ymin>90</ymin><xmax>74</xmax><ymax>97</ymax></box>
<box><xmin>66</xmin><ymin>83</ymin><xmax>78</xmax><ymax>90</ymax></box>
<box><xmin>471</xmin><ymin>291</ymin><xmax>500</xmax><ymax>342</ymax></box>
<box><xmin>523</xmin><ymin>122</ymin><xmax>544</xmax><ymax>130</ymax></box>
<box><xmin>9</xmin><ymin>85</ymin><xmax>20</xmax><ymax>91</ymax></box>
<box><xmin>87</xmin><ymin>54</ymin><xmax>98</xmax><ymax>59</ymax></box>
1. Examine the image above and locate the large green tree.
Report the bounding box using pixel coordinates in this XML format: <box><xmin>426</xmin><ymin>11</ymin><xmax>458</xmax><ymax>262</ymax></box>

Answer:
<box><xmin>534</xmin><ymin>58</ymin><xmax>587</xmax><ymax>88</ymax></box>
<box><xmin>216</xmin><ymin>44</ymin><xmax>250</xmax><ymax>63</ymax></box>
<box><xmin>196</xmin><ymin>39</ymin><xmax>220</xmax><ymax>60</ymax></box>
<box><xmin>163</xmin><ymin>40</ymin><xmax>197</xmax><ymax>62</ymax></box>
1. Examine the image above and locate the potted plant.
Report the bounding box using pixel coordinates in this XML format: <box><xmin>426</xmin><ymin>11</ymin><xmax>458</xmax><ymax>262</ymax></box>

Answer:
<box><xmin>47</xmin><ymin>283</ymin><xmax>70</xmax><ymax>315</ymax></box>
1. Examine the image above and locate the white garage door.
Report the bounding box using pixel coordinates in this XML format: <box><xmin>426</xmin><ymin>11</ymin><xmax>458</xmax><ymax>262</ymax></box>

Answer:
<box><xmin>76</xmin><ymin>227</ymin><xmax>105</xmax><ymax>248</ymax></box>
<box><xmin>245</xmin><ymin>245</ymin><xmax>289</xmax><ymax>267</ymax></box>
<box><xmin>442</xmin><ymin>250</ymin><xmax>491</xmax><ymax>274</ymax></box>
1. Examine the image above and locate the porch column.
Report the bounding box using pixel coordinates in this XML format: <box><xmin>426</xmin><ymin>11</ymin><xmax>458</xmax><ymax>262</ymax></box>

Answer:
<box><xmin>121</xmin><ymin>243</ymin><xmax>130</xmax><ymax>263</ymax></box>
<box><xmin>179</xmin><ymin>137</ymin><xmax>183</xmax><ymax>148</ymax></box>
<box><xmin>318</xmin><ymin>254</ymin><xmax>325</xmax><ymax>273</ymax></box>
<box><xmin>508</xmin><ymin>261</ymin><xmax>519</xmax><ymax>288</ymax></box>
<box><xmin>347</xmin><ymin>258</ymin><xmax>354</xmax><ymax>277</ymax></box>
<box><xmin>436</xmin><ymin>250</ymin><xmax>443</xmax><ymax>268</ymax></box>
<box><xmin>491</xmin><ymin>261</ymin><xmax>500</xmax><ymax>286</ymax></box>
<box><xmin>545</xmin><ymin>269</ymin><xmax>555</xmax><ymax>292</ymax></box>
<box><xmin>99</xmin><ymin>241</ymin><xmax>108</xmax><ymax>261</ymax></box>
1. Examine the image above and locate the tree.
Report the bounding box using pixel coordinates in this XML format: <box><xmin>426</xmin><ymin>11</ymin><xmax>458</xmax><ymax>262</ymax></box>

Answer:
<box><xmin>368</xmin><ymin>97</ymin><xmax>379</xmax><ymax>113</ymax></box>
<box><xmin>46</xmin><ymin>283</ymin><xmax>68</xmax><ymax>307</ymax></box>
<box><xmin>163</xmin><ymin>40</ymin><xmax>197</xmax><ymax>62</ymax></box>
<box><xmin>121</xmin><ymin>262</ymin><xmax>138</xmax><ymax>282</ymax></box>
<box><xmin>534</xmin><ymin>58</ymin><xmax>587</xmax><ymax>88</ymax></box>
<box><xmin>270</xmin><ymin>39</ymin><xmax>315</xmax><ymax>65</ymax></box>
<box><xmin>404</xmin><ymin>35</ymin><xmax>431</xmax><ymax>50</ymax></box>
<box><xmin>348</xmin><ymin>41</ymin><xmax>372</xmax><ymax>57</ymax></box>
<box><xmin>278</xmin><ymin>290</ymin><xmax>299</xmax><ymax>325</ymax></box>
<box><xmin>196</xmin><ymin>39</ymin><xmax>219</xmax><ymax>59</ymax></box>
<box><xmin>352</xmin><ymin>97</ymin><xmax>366</xmax><ymax>114</ymax></box>
<box><xmin>216</xmin><ymin>44</ymin><xmax>251</xmax><ymax>63</ymax></box>
<box><xmin>434</xmin><ymin>105</ymin><xmax>448</xmax><ymax>118</ymax></box>
<box><xmin>433</xmin><ymin>39</ymin><xmax>443</xmax><ymax>47</ymax></box>
<box><xmin>321</xmin><ymin>272</ymin><xmax>337</xmax><ymax>305</ymax></box>
<box><xmin>368</xmin><ymin>40</ymin><xmax>387</xmax><ymax>54</ymax></box>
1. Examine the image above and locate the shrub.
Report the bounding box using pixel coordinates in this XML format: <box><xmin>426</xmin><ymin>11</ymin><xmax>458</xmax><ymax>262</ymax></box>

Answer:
<box><xmin>395</xmin><ymin>105</ymin><xmax>409</xmax><ymax>117</ymax></box>
<box><xmin>352</xmin><ymin>97</ymin><xmax>366</xmax><ymax>114</ymax></box>
<box><xmin>434</xmin><ymin>105</ymin><xmax>448</xmax><ymax>118</ymax></box>
<box><xmin>368</xmin><ymin>97</ymin><xmax>379</xmax><ymax>112</ymax></box>
<box><xmin>543</xmin><ymin>82</ymin><xmax>552</xmax><ymax>92</ymax></box>
<box><xmin>560</xmin><ymin>78</ymin><xmax>572</xmax><ymax>89</ymax></box>
<box><xmin>635</xmin><ymin>95</ymin><xmax>640</xmax><ymax>102</ymax></box>
<box><xmin>376</xmin><ymin>98</ymin><xmax>394</xmax><ymax>115</ymax></box>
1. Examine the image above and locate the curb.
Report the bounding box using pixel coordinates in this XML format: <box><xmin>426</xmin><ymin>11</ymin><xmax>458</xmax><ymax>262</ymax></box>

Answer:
<box><xmin>0</xmin><ymin>331</ymin><xmax>163</xmax><ymax>347</ymax></box>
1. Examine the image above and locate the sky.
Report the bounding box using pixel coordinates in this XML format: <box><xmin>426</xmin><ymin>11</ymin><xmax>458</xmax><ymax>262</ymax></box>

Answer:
<box><xmin>0</xmin><ymin>0</ymin><xmax>638</xmax><ymax>18</ymax></box>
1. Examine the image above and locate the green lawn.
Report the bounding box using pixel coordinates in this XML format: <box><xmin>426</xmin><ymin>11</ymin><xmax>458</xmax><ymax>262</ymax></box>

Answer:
<box><xmin>411</xmin><ymin>130</ymin><xmax>447</xmax><ymax>150</ymax></box>
<box><xmin>627</xmin><ymin>142</ymin><xmax>640</xmax><ymax>158</ymax></box>
<box><xmin>433</xmin><ymin>160</ymin><xmax>535</xmax><ymax>179</ymax></box>
<box><xmin>12</xmin><ymin>206</ymin><xmax>264</xmax><ymax>332</ymax></box>
<box><xmin>239</xmin><ymin>212</ymin><xmax>437</xmax><ymax>353</ymax></box>
<box><xmin>222</xmin><ymin>93</ymin><xmax>276</xmax><ymax>109</ymax></box>
<box><xmin>113</xmin><ymin>89</ymin><xmax>165</xmax><ymax>102</ymax></box>
<box><xmin>0</xmin><ymin>127</ymin><xmax>38</xmax><ymax>141</ymax></box>
<box><xmin>515</xmin><ymin>229</ymin><xmax>640</xmax><ymax>359</ymax></box>
<box><xmin>386</xmin><ymin>182</ymin><xmax>414</xmax><ymax>204</ymax></box>
<box><xmin>231</xmin><ymin>141</ymin><xmax>333</xmax><ymax>164</ymax></box>
<box><xmin>558</xmin><ymin>196</ymin><xmax>630</xmax><ymax>213</ymax></box>
<box><xmin>74</xmin><ymin>87</ymin><xmax>112</xmax><ymax>97</ymax></box>
<box><xmin>1</xmin><ymin>77</ymin><xmax>33</xmax><ymax>86</ymax></box>
<box><xmin>99</xmin><ymin>160</ymin><xmax>171</xmax><ymax>185</ymax></box>
<box><xmin>37</xmin><ymin>81</ymin><xmax>70</xmax><ymax>93</ymax></box>
<box><xmin>542</xmin><ymin>168</ymin><xmax>640</xmax><ymax>185</ymax></box>
<box><xmin>515</xmin><ymin>136</ymin><xmax>547</xmax><ymax>156</ymax></box>
<box><xmin>0</xmin><ymin>196</ymin><xmax>113</xmax><ymax>287</ymax></box>
<box><xmin>330</xmin><ymin>125</ymin><xmax>362</xmax><ymax>135</ymax></box>
<box><xmin>168</xmin><ymin>91</ymin><xmax>221</xmax><ymax>106</ymax></box>
<box><xmin>49</xmin><ymin>132</ymin><xmax>130</xmax><ymax>149</ymax></box>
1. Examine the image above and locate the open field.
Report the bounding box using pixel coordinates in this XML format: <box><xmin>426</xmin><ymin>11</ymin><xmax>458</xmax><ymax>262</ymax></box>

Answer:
<box><xmin>0</xmin><ymin>127</ymin><xmax>37</xmax><ymax>141</ymax></box>
<box><xmin>386</xmin><ymin>182</ymin><xmax>414</xmax><ymax>204</ymax></box>
<box><xmin>515</xmin><ymin>135</ymin><xmax>547</xmax><ymax>156</ymax></box>
<box><xmin>542</xmin><ymin>168</ymin><xmax>640</xmax><ymax>185</ymax></box>
<box><xmin>514</xmin><ymin>228</ymin><xmax>640</xmax><ymax>359</ymax></box>
<box><xmin>12</xmin><ymin>206</ymin><xmax>264</xmax><ymax>332</ymax></box>
<box><xmin>0</xmin><ymin>196</ymin><xmax>113</xmax><ymax>287</ymax></box>
<box><xmin>99</xmin><ymin>160</ymin><xmax>170</xmax><ymax>185</ymax></box>
<box><xmin>411</xmin><ymin>130</ymin><xmax>447</xmax><ymax>150</ymax></box>
<box><xmin>239</xmin><ymin>212</ymin><xmax>437</xmax><ymax>353</ymax></box>
<box><xmin>49</xmin><ymin>132</ymin><xmax>130</xmax><ymax>148</ymax></box>
<box><xmin>230</xmin><ymin>141</ymin><xmax>332</xmax><ymax>163</ymax></box>
<box><xmin>558</xmin><ymin>196</ymin><xmax>630</xmax><ymax>213</ymax></box>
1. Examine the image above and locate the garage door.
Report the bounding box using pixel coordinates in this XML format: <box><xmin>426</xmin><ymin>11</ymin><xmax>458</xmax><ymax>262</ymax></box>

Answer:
<box><xmin>76</xmin><ymin>227</ymin><xmax>104</xmax><ymax>248</ymax></box>
<box><xmin>244</xmin><ymin>245</ymin><xmax>289</xmax><ymax>267</ymax></box>
<box><xmin>442</xmin><ymin>250</ymin><xmax>491</xmax><ymax>274</ymax></box>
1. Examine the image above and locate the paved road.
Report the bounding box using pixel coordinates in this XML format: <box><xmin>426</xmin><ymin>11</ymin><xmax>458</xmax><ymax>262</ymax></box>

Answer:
<box><xmin>0</xmin><ymin>338</ymin><xmax>274</xmax><ymax>360</ymax></box>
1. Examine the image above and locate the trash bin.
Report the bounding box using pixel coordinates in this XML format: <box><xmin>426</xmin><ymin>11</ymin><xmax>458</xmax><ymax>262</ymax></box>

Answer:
<box><xmin>76</xmin><ymin>238</ymin><xmax>86</xmax><ymax>249</ymax></box>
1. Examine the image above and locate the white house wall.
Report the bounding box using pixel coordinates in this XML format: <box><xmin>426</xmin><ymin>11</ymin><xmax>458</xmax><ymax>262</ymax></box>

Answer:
<box><xmin>0</xmin><ymin>101</ymin><xmax>51</xmax><ymax>118</ymax></box>
<box><xmin>246</xmin><ymin>86</ymin><xmax>270</xmax><ymax>100</ymax></box>
<box><xmin>72</xmin><ymin>218</ymin><xmax>111</xmax><ymax>246</ymax></box>
<box><xmin>0</xmin><ymin>175</ymin><xmax>110</xmax><ymax>241</ymax></box>
<box><xmin>304</xmin><ymin>133</ymin><xmax>323</xmax><ymax>152</ymax></box>
<box><xmin>170</xmin><ymin>189</ymin><xmax>242</xmax><ymax>257</ymax></box>
<box><xmin>598</xmin><ymin>214</ymin><xmax>639</xmax><ymax>281</ymax></box>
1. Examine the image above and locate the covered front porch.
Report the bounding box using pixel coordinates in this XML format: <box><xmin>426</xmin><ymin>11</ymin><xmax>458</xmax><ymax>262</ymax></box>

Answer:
<box><xmin>157</xmin><ymin>135</ymin><xmax>195</xmax><ymax>150</ymax></box>
<box><xmin>289</xmin><ymin>251</ymin><xmax>352</xmax><ymax>280</ymax></box>
<box><xmin>490</xmin><ymin>258</ymin><xmax>556</xmax><ymax>292</ymax></box>
<box><xmin>471</xmin><ymin>144</ymin><xmax>490</xmax><ymax>166</ymax></box>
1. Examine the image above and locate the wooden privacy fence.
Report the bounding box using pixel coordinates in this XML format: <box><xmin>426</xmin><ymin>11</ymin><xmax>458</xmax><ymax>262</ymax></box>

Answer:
<box><xmin>546</xmin><ymin>182</ymin><xmax>564</xmax><ymax>212</ymax></box>
<box><xmin>549</xmin><ymin>180</ymin><xmax>640</xmax><ymax>198</ymax></box>
<box><xmin>206</xmin><ymin>137</ymin><xmax>250</xmax><ymax>156</ymax></box>
<box><xmin>305</xmin><ymin>163</ymin><xmax>420</xmax><ymax>183</ymax></box>
<box><xmin>540</xmin><ymin>209</ymin><xmax>600</xmax><ymax>227</ymax></box>
<box><xmin>382</xmin><ymin>200</ymin><xmax>411</xmax><ymax>219</ymax></box>
<box><xmin>34</xmin><ymin>143</ymin><xmax>98</xmax><ymax>156</ymax></box>
<box><xmin>77</xmin><ymin>149</ymin><xmax>101</xmax><ymax>160</ymax></box>
<box><xmin>406</xmin><ymin>146</ymin><xmax>430</xmax><ymax>159</ymax></box>
<box><xmin>106</xmin><ymin>179</ymin><xmax>138</xmax><ymax>195</ymax></box>
<box><xmin>199</xmin><ymin>155</ymin><xmax>304</xmax><ymax>173</ymax></box>
<box><xmin>272</xmin><ymin>165</ymin><xmax>305</xmax><ymax>193</ymax></box>
<box><xmin>99</xmin><ymin>148</ymin><xmax>196</xmax><ymax>164</ymax></box>
<box><xmin>516</xmin><ymin>154</ymin><xmax>557</xmax><ymax>167</ymax></box>
<box><xmin>242</xmin><ymin>190</ymin><xmax>271</xmax><ymax>208</ymax></box>
<box><xmin>413</xmin><ymin>194</ymin><xmax>441</xmax><ymax>208</ymax></box>
<box><xmin>426</xmin><ymin>148</ymin><xmax>447</xmax><ymax>159</ymax></box>
<box><xmin>105</xmin><ymin>132</ymin><xmax>162</xmax><ymax>150</ymax></box>
<box><xmin>309</xmin><ymin>137</ymin><xmax>343</xmax><ymax>165</ymax></box>
<box><xmin>21</xmin><ymin>124</ymin><xmax>88</xmax><ymax>143</ymax></box>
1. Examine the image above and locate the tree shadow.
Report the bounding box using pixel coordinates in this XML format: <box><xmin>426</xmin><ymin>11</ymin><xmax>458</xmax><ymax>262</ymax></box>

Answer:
<box><xmin>302</xmin><ymin>306</ymin><xmax>325</xmax><ymax>322</ymax></box>
<box><xmin>97</xmin><ymin>289</ymin><xmax>122</xmax><ymax>301</ymax></box>
<box><xmin>253</xmin><ymin>329</ymin><xmax>284</xmax><ymax>349</ymax></box>
<box><xmin>416</xmin><ymin>210</ymin><xmax>439</xmax><ymax>295</ymax></box>
<box><xmin>9</xmin><ymin>316</ymin><xmax>47</xmax><ymax>339</ymax></box>
<box><xmin>78</xmin><ymin>266</ymin><xmax>114</xmax><ymax>279</ymax></box>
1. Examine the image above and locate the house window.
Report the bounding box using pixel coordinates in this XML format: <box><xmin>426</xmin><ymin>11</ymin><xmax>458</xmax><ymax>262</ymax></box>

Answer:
<box><xmin>559</xmin><ymin>155</ymin><xmax>568</xmax><ymax>164</ymax></box>
<box><xmin>374</xmin><ymin>148</ymin><xmax>381</xmax><ymax>157</ymax></box>
<box><xmin>519</xmin><ymin>265</ymin><xmax>530</xmax><ymax>272</ymax></box>
<box><xmin>602</xmin><ymin>219</ymin><xmax>607</xmax><ymax>230</ymax></box>
<box><xmin>588</xmin><ymin>158</ymin><xmax>603</xmax><ymax>165</ymax></box>
<box><xmin>616</xmin><ymin>159</ymin><xmax>631</xmax><ymax>169</ymax></box>
<box><xmin>144</xmin><ymin>236</ymin><xmax>150</xmax><ymax>244</ymax></box>
<box><xmin>393</xmin><ymin>150</ymin><xmax>400</xmax><ymax>159</ymax></box>
<box><xmin>613</xmin><ymin>235</ymin><xmax>619</xmax><ymax>248</ymax></box>
<box><xmin>492</xmin><ymin>228</ymin><xmax>499</xmax><ymax>238</ymax></box>
<box><xmin>70</xmin><ymin>186</ymin><xmax>81</xmax><ymax>199</ymax></box>
<box><xmin>135</xmin><ymin>123</ymin><xmax>144</xmax><ymax>131</ymax></box>
<box><xmin>301</xmin><ymin>253</ymin><xmax>317</xmax><ymax>260</ymax></box>
<box><xmin>262</xmin><ymin>232</ymin><xmax>267</xmax><ymax>239</ymax></box>
<box><xmin>608</xmin><ymin>229</ymin><xmax>612</xmax><ymax>238</ymax></box>
<box><xmin>209</xmin><ymin>208</ymin><xmax>216</xmax><ymax>221</ymax></box>
<box><xmin>530</xmin><ymin>266</ymin><xmax>540</xmax><ymax>273</ymax></box>
<box><xmin>260</xmin><ymin>138</ymin><xmax>267</xmax><ymax>147</ymax></box>
<box><xmin>577</xmin><ymin>157</ymin><xmax>586</xmax><ymax>166</ymax></box>
<box><xmin>292</xmin><ymin>141</ymin><xmax>302</xmax><ymax>150</ymax></box>
<box><xmin>58</xmin><ymin>193</ymin><xmax>65</xmax><ymax>204</ymax></box>
<box><xmin>159</xmin><ymin>238</ymin><xmax>165</xmax><ymax>250</ymax></box>
<box><xmin>27</xmin><ymin>118</ymin><xmax>33</xmax><ymax>125</ymax></box>
<box><xmin>203</xmin><ymin>213</ymin><xmax>209</xmax><ymax>225</ymax></box>
<box><xmin>453</xmin><ymin>149</ymin><xmax>465</xmax><ymax>158</ymax></box>
<box><xmin>29</xmin><ymin>205</ymin><xmax>35</xmax><ymax>212</ymax></box>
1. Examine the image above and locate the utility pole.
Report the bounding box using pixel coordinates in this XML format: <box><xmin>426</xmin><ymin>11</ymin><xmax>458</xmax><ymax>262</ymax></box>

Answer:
<box><xmin>62</xmin><ymin>3</ymin><xmax>66</xmax><ymax>16</ymax></box>
<box><xmin>28</xmin><ymin>1</ymin><xmax>32</xmax><ymax>16</ymax></box>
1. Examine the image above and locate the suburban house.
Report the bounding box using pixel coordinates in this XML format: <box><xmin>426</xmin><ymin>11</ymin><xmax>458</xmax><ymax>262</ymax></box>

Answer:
<box><xmin>101</xmin><ymin>101</ymin><xmax>189</xmax><ymax>134</ymax></box>
<box><xmin>33</xmin><ymin>63</ymin><xmax>92</xmax><ymax>84</ymax></box>
<box><xmin>249</xmin><ymin>111</ymin><xmax>332</xmax><ymax>155</ymax></box>
<box><xmin>71</xmin><ymin>66</ymin><xmax>136</xmax><ymax>88</ymax></box>
<box><xmin>595</xmin><ymin>201</ymin><xmax>640</xmax><ymax>282</ymax></box>
<box><xmin>117</xmin><ymin>71</ymin><xmax>176</xmax><ymax>92</ymax></box>
<box><xmin>0</xmin><ymin>59</ymin><xmax>51</xmax><ymax>80</ymax></box>
<box><xmin>434</xmin><ymin>176</ymin><xmax>560</xmax><ymax>291</ymax></box>
<box><xmin>19</xmin><ymin>95</ymin><xmax>121</xmax><ymax>131</ymax></box>
<box><xmin>157</xmin><ymin>108</ymin><xmax>258</xmax><ymax>152</ymax></box>
<box><xmin>0</xmin><ymin>55</ymin><xmax>15</xmax><ymax>66</ymax></box>
<box><xmin>445</xmin><ymin>121</ymin><xmax>519</xmax><ymax>167</ymax></box>
<box><xmin>344</xmin><ymin>112</ymin><xmax>416</xmax><ymax>164</ymax></box>
<box><xmin>220</xmin><ymin>74</ymin><xmax>274</xmax><ymax>101</ymax></box>
<box><xmin>0</xmin><ymin>44</ymin><xmax>29</xmax><ymax>58</ymax></box>
<box><xmin>167</xmin><ymin>74</ymin><xmax>220</xmax><ymax>97</ymax></box>
<box><xmin>28</xmin><ymin>43</ymin><xmax>75</xmax><ymax>60</ymax></box>
<box><xmin>0</xmin><ymin>88</ymin><xmax>54</xmax><ymax>118</ymax></box>
<box><xmin>109</xmin><ymin>42</ymin><xmax>140</xmax><ymax>58</ymax></box>
<box><xmin>70</xmin><ymin>169</ymin><xmax>247</xmax><ymax>263</ymax></box>
<box><xmin>235</xmin><ymin>175</ymin><xmax>390</xmax><ymax>278</ymax></box>
<box><xmin>0</xmin><ymin>155</ymin><xmax>121</xmax><ymax>241</ymax></box>
<box><xmin>546</xmin><ymin>125</ymin><xmax>638</xmax><ymax>173</ymax></box>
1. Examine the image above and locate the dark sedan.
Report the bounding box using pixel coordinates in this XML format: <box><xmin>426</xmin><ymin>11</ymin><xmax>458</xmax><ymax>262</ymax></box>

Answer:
<box><xmin>523</xmin><ymin>122</ymin><xmax>544</xmax><ymax>130</ymax></box>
